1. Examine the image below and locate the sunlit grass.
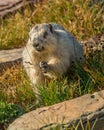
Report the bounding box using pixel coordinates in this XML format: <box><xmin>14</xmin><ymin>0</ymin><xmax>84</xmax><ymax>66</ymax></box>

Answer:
<box><xmin>0</xmin><ymin>0</ymin><xmax>103</xmax><ymax>50</ymax></box>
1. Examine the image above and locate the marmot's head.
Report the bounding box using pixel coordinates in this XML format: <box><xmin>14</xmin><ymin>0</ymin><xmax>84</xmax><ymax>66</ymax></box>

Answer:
<box><xmin>28</xmin><ymin>23</ymin><xmax>58</xmax><ymax>53</ymax></box>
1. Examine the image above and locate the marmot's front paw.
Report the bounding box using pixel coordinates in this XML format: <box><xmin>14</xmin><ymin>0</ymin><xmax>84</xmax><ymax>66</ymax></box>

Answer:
<box><xmin>39</xmin><ymin>61</ymin><xmax>49</xmax><ymax>73</ymax></box>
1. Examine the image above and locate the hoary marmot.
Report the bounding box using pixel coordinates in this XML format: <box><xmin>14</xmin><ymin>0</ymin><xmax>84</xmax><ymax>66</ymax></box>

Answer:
<box><xmin>22</xmin><ymin>23</ymin><xmax>85</xmax><ymax>93</ymax></box>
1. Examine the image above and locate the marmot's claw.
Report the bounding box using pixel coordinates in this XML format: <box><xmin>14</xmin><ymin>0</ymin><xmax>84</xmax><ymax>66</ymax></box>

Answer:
<box><xmin>39</xmin><ymin>61</ymin><xmax>49</xmax><ymax>73</ymax></box>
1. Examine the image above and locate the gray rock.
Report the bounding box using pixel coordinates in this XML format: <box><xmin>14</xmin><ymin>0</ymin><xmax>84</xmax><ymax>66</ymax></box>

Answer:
<box><xmin>0</xmin><ymin>48</ymin><xmax>23</xmax><ymax>63</ymax></box>
<box><xmin>0</xmin><ymin>48</ymin><xmax>23</xmax><ymax>72</ymax></box>
<box><xmin>0</xmin><ymin>0</ymin><xmax>38</xmax><ymax>17</ymax></box>
<box><xmin>7</xmin><ymin>90</ymin><xmax>104</xmax><ymax>130</ymax></box>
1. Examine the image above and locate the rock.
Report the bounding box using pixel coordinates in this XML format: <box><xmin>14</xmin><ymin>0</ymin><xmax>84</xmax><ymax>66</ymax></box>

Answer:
<box><xmin>7</xmin><ymin>90</ymin><xmax>104</xmax><ymax>130</ymax></box>
<box><xmin>0</xmin><ymin>48</ymin><xmax>23</xmax><ymax>63</ymax></box>
<box><xmin>0</xmin><ymin>0</ymin><xmax>38</xmax><ymax>17</ymax></box>
<box><xmin>0</xmin><ymin>48</ymin><xmax>23</xmax><ymax>72</ymax></box>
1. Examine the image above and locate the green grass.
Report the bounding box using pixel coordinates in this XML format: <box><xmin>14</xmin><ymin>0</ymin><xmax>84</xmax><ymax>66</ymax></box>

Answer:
<box><xmin>0</xmin><ymin>0</ymin><xmax>104</xmax><ymax>129</ymax></box>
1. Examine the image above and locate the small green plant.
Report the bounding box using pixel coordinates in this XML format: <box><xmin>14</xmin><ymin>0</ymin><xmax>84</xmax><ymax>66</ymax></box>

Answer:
<box><xmin>0</xmin><ymin>101</ymin><xmax>25</xmax><ymax>125</ymax></box>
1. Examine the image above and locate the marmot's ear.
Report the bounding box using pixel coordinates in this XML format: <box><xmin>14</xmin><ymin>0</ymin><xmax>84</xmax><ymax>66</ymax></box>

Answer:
<box><xmin>48</xmin><ymin>24</ymin><xmax>54</xmax><ymax>33</ymax></box>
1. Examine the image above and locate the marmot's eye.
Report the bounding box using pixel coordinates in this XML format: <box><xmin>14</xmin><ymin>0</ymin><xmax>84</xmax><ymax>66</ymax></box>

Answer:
<box><xmin>43</xmin><ymin>31</ymin><xmax>48</xmax><ymax>39</ymax></box>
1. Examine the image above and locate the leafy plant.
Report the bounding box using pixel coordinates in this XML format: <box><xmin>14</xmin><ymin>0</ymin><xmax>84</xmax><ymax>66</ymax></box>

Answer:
<box><xmin>0</xmin><ymin>101</ymin><xmax>25</xmax><ymax>125</ymax></box>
